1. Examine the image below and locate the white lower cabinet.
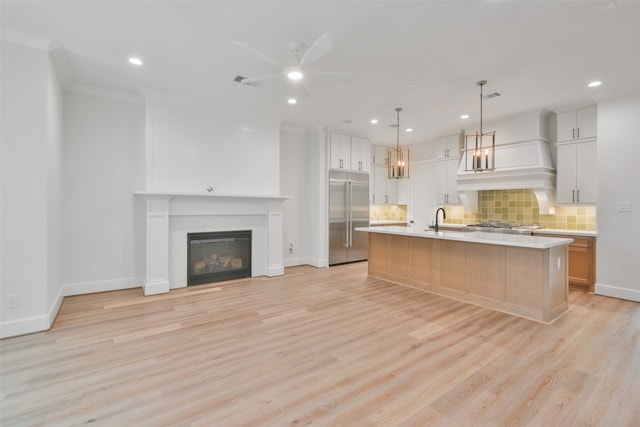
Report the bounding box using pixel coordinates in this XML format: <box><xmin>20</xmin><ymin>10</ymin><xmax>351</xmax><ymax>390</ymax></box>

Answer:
<box><xmin>436</xmin><ymin>157</ymin><xmax>460</xmax><ymax>205</ymax></box>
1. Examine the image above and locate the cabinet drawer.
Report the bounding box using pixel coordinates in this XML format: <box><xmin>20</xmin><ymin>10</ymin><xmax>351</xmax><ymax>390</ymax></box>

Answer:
<box><xmin>570</xmin><ymin>236</ymin><xmax>593</xmax><ymax>248</ymax></box>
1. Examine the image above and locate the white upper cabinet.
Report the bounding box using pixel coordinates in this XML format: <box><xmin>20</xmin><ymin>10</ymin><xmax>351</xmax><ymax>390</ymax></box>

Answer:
<box><xmin>556</xmin><ymin>140</ymin><xmax>597</xmax><ymax>204</ymax></box>
<box><xmin>436</xmin><ymin>157</ymin><xmax>460</xmax><ymax>205</ymax></box>
<box><xmin>329</xmin><ymin>131</ymin><xmax>370</xmax><ymax>172</ymax></box>
<box><xmin>372</xmin><ymin>144</ymin><xmax>390</xmax><ymax>166</ymax></box>
<box><xmin>436</xmin><ymin>133</ymin><xmax>463</xmax><ymax>159</ymax></box>
<box><xmin>350</xmin><ymin>136</ymin><xmax>371</xmax><ymax>173</ymax></box>
<box><xmin>329</xmin><ymin>132</ymin><xmax>351</xmax><ymax>170</ymax></box>
<box><xmin>557</xmin><ymin>106</ymin><xmax>597</xmax><ymax>143</ymax></box>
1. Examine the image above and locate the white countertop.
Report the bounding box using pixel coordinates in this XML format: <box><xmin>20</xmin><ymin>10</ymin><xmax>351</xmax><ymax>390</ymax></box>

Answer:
<box><xmin>355</xmin><ymin>226</ymin><xmax>574</xmax><ymax>249</ymax></box>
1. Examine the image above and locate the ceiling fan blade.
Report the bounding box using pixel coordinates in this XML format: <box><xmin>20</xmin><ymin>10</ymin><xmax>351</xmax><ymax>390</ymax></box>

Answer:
<box><xmin>239</xmin><ymin>72</ymin><xmax>284</xmax><ymax>84</ymax></box>
<box><xmin>232</xmin><ymin>41</ymin><xmax>286</xmax><ymax>70</ymax></box>
<box><xmin>299</xmin><ymin>33</ymin><xmax>332</xmax><ymax>67</ymax></box>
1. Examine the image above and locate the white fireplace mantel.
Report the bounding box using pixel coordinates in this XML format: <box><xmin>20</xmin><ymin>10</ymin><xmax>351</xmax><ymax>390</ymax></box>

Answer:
<box><xmin>134</xmin><ymin>191</ymin><xmax>291</xmax><ymax>295</ymax></box>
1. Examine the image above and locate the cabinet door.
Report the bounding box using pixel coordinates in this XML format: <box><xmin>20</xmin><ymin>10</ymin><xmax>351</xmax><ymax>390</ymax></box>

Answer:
<box><xmin>556</xmin><ymin>111</ymin><xmax>577</xmax><ymax>143</ymax></box>
<box><xmin>373</xmin><ymin>165</ymin><xmax>387</xmax><ymax>204</ymax></box>
<box><xmin>556</xmin><ymin>143</ymin><xmax>577</xmax><ymax>204</ymax></box>
<box><xmin>436</xmin><ymin>136</ymin><xmax>449</xmax><ymax>159</ymax></box>
<box><xmin>329</xmin><ymin>132</ymin><xmax>349</xmax><ymax>169</ymax></box>
<box><xmin>446</xmin><ymin>158</ymin><xmax>460</xmax><ymax>204</ymax></box>
<box><xmin>436</xmin><ymin>160</ymin><xmax>449</xmax><ymax>205</ymax></box>
<box><xmin>576</xmin><ymin>106</ymin><xmax>597</xmax><ymax>140</ymax></box>
<box><xmin>351</xmin><ymin>136</ymin><xmax>371</xmax><ymax>173</ymax></box>
<box><xmin>372</xmin><ymin>145</ymin><xmax>389</xmax><ymax>165</ymax></box>
<box><xmin>576</xmin><ymin>140</ymin><xmax>597</xmax><ymax>203</ymax></box>
<box><xmin>386</xmin><ymin>174</ymin><xmax>398</xmax><ymax>204</ymax></box>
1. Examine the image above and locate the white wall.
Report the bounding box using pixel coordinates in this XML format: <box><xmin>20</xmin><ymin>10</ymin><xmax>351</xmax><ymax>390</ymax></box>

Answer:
<box><xmin>595</xmin><ymin>92</ymin><xmax>640</xmax><ymax>301</ymax></box>
<box><xmin>45</xmin><ymin>42</ymin><xmax>64</xmax><ymax>315</ymax></box>
<box><xmin>279</xmin><ymin>124</ymin><xmax>329</xmax><ymax>268</ymax></box>
<box><xmin>0</xmin><ymin>40</ymin><xmax>63</xmax><ymax>337</ymax></box>
<box><xmin>61</xmin><ymin>90</ymin><xmax>144</xmax><ymax>295</ymax></box>
<box><xmin>144</xmin><ymin>92</ymin><xmax>281</xmax><ymax>195</ymax></box>
<box><xmin>280</xmin><ymin>123</ymin><xmax>308</xmax><ymax>267</ymax></box>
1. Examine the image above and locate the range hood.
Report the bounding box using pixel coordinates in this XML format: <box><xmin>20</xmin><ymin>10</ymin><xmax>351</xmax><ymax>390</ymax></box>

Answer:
<box><xmin>455</xmin><ymin>109</ymin><xmax>557</xmax><ymax>214</ymax></box>
<box><xmin>456</xmin><ymin>138</ymin><xmax>556</xmax><ymax>214</ymax></box>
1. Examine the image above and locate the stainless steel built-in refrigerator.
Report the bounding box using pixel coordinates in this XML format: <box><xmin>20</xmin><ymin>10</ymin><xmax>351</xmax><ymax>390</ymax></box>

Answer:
<box><xmin>329</xmin><ymin>170</ymin><xmax>370</xmax><ymax>265</ymax></box>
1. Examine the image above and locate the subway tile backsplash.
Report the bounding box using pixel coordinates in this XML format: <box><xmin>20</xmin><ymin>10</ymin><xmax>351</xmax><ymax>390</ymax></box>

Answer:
<box><xmin>444</xmin><ymin>189</ymin><xmax>596</xmax><ymax>231</ymax></box>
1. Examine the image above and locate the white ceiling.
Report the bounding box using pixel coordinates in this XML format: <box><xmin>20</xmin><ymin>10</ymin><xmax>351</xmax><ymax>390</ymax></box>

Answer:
<box><xmin>2</xmin><ymin>0</ymin><xmax>640</xmax><ymax>144</ymax></box>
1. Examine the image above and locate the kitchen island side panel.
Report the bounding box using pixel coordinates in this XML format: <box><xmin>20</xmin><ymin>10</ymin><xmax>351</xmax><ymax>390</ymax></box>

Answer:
<box><xmin>365</xmin><ymin>231</ymin><xmax>569</xmax><ymax>323</ymax></box>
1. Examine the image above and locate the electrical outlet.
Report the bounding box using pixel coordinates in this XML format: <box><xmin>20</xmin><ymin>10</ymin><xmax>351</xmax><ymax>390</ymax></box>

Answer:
<box><xmin>289</xmin><ymin>242</ymin><xmax>294</xmax><ymax>254</ymax></box>
<box><xmin>618</xmin><ymin>201</ymin><xmax>632</xmax><ymax>212</ymax></box>
<box><xmin>6</xmin><ymin>295</ymin><xmax>18</xmax><ymax>309</ymax></box>
<box><xmin>91</xmin><ymin>264</ymin><xmax>98</xmax><ymax>275</ymax></box>
<box><xmin>115</xmin><ymin>264</ymin><xmax>123</xmax><ymax>272</ymax></box>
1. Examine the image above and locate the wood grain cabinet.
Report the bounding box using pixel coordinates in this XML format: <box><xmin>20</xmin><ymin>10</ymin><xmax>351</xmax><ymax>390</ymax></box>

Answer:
<box><xmin>535</xmin><ymin>233</ymin><xmax>596</xmax><ymax>292</ymax></box>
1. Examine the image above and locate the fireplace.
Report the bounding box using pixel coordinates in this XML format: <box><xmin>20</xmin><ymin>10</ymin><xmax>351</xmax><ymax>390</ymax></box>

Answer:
<box><xmin>187</xmin><ymin>230</ymin><xmax>252</xmax><ymax>285</ymax></box>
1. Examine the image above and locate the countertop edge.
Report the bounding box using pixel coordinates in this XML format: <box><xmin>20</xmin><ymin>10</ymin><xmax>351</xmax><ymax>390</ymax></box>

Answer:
<box><xmin>355</xmin><ymin>226</ymin><xmax>574</xmax><ymax>249</ymax></box>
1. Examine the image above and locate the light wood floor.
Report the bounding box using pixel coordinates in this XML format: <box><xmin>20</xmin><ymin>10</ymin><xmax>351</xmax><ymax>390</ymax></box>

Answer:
<box><xmin>1</xmin><ymin>263</ymin><xmax>639</xmax><ymax>426</ymax></box>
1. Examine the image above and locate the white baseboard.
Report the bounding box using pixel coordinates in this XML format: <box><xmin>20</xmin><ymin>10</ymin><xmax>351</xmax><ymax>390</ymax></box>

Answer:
<box><xmin>283</xmin><ymin>257</ymin><xmax>310</xmax><ymax>267</ymax></box>
<box><xmin>595</xmin><ymin>282</ymin><xmax>640</xmax><ymax>302</ymax></box>
<box><xmin>143</xmin><ymin>279</ymin><xmax>170</xmax><ymax>296</ymax></box>
<box><xmin>64</xmin><ymin>276</ymin><xmax>141</xmax><ymax>296</ymax></box>
<box><xmin>265</xmin><ymin>265</ymin><xmax>285</xmax><ymax>277</ymax></box>
<box><xmin>0</xmin><ymin>313</ymin><xmax>51</xmax><ymax>339</ymax></box>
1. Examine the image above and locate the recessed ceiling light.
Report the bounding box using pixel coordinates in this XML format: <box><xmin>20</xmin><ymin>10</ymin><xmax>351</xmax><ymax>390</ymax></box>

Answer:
<box><xmin>588</xmin><ymin>80</ymin><xmax>602</xmax><ymax>88</ymax></box>
<box><xmin>128</xmin><ymin>57</ymin><xmax>143</xmax><ymax>66</ymax></box>
<box><xmin>460</xmin><ymin>114</ymin><xmax>470</xmax><ymax>119</ymax></box>
<box><xmin>406</xmin><ymin>128</ymin><xmax>413</xmax><ymax>133</ymax></box>
<box><xmin>370</xmin><ymin>119</ymin><xmax>379</xmax><ymax>124</ymax></box>
<box><xmin>287</xmin><ymin>97</ymin><xmax>297</xmax><ymax>104</ymax></box>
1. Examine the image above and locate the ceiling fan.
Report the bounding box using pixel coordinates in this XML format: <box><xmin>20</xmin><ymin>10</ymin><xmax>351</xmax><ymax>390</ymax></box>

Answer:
<box><xmin>232</xmin><ymin>33</ymin><xmax>335</xmax><ymax>85</ymax></box>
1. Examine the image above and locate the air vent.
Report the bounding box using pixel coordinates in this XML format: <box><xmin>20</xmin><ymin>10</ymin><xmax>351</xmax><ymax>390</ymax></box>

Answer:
<box><xmin>483</xmin><ymin>92</ymin><xmax>501</xmax><ymax>99</ymax></box>
<box><xmin>233</xmin><ymin>75</ymin><xmax>259</xmax><ymax>86</ymax></box>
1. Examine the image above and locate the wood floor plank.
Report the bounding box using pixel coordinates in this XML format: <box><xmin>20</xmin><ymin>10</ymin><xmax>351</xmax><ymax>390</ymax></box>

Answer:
<box><xmin>1</xmin><ymin>263</ymin><xmax>639</xmax><ymax>426</ymax></box>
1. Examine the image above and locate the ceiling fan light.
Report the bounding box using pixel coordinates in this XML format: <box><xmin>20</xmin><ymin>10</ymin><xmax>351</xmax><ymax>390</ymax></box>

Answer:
<box><xmin>287</xmin><ymin>70</ymin><xmax>303</xmax><ymax>80</ymax></box>
<box><xmin>588</xmin><ymin>80</ymin><xmax>602</xmax><ymax>88</ymax></box>
<box><xmin>287</xmin><ymin>97</ymin><xmax>297</xmax><ymax>104</ymax></box>
<box><xmin>128</xmin><ymin>57</ymin><xmax>143</xmax><ymax>66</ymax></box>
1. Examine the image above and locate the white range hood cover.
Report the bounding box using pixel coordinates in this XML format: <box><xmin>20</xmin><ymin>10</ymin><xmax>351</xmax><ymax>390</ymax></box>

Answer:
<box><xmin>456</xmin><ymin>139</ymin><xmax>556</xmax><ymax>214</ymax></box>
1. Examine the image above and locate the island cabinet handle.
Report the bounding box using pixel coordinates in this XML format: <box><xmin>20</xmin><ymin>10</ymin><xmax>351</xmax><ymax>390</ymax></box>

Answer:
<box><xmin>577</xmin><ymin>189</ymin><xmax>580</xmax><ymax>202</ymax></box>
<box><xmin>572</xmin><ymin>190</ymin><xmax>575</xmax><ymax>202</ymax></box>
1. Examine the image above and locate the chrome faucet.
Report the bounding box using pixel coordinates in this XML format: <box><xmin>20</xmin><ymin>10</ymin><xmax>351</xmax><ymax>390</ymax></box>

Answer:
<box><xmin>435</xmin><ymin>207</ymin><xmax>446</xmax><ymax>232</ymax></box>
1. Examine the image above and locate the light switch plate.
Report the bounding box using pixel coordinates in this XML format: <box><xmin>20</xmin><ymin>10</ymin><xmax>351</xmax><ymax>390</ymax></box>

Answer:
<box><xmin>618</xmin><ymin>201</ymin><xmax>632</xmax><ymax>212</ymax></box>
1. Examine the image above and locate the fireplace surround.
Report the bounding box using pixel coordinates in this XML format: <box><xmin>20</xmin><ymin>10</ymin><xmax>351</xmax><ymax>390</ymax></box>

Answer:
<box><xmin>135</xmin><ymin>192</ymin><xmax>289</xmax><ymax>295</ymax></box>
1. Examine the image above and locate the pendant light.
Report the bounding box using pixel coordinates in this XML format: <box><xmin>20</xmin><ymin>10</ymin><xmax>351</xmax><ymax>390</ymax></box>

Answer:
<box><xmin>465</xmin><ymin>80</ymin><xmax>496</xmax><ymax>172</ymax></box>
<box><xmin>388</xmin><ymin>107</ymin><xmax>410</xmax><ymax>179</ymax></box>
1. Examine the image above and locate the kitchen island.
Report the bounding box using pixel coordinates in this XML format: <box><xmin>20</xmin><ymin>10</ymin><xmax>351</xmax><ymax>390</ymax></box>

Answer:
<box><xmin>355</xmin><ymin>226</ymin><xmax>574</xmax><ymax>323</ymax></box>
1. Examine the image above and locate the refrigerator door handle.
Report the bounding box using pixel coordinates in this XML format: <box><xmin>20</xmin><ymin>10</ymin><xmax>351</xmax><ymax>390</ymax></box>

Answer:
<box><xmin>347</xmin><ymin>180</ymin><xmax>353</xmax><ymax>247</ymax></box>
<box><xmin>343</xmin><ymin>180</ymin><xmax>349</xmax><ymax>247</ymax></box>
